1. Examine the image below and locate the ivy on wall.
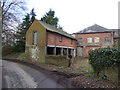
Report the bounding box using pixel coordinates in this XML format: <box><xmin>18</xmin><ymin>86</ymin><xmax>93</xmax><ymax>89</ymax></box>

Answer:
<box><xmin>88</xmin><ymin>47</ymin><xmax>120</xmax><ymax>75</ymax></box>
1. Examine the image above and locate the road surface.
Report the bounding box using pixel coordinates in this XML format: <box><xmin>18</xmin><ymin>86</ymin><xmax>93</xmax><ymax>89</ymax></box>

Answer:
<box><xmin>2</xmin><ymin>60</ymin><xmax>64</xmax><ymax>88</ymax></box>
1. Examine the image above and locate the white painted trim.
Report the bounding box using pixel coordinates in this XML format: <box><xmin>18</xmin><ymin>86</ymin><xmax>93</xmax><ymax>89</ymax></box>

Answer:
<box><xmin>56</xmin><ymin>46</ymin><xmax>74</xmax><ymax>49</ymax></box>
<box><xmin>47</xmin><ymin>45</ymin><xmax>55</xmax><ymax>47</ymax></box>
<box><xmin>47</xmin><ymin>45</ymin><xmax>75</xmax><ymax>49</ymax></box>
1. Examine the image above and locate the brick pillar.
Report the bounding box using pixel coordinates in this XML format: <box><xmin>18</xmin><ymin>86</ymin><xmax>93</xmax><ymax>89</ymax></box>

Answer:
<box><xmin>73</xmin><ymin>48</ymin><xmax>76</xmax><ymax>57</ymax></box>
<box><xmin>71</xmin><ymin>49</ymin><xmax>72</xmax><ymax>55</ymax></box>
<box><xmin>61</xmin><ymin>48</ymin><xmax>63</xmax><ymax>55</ymax></box>
<box><xmin>54</xmin><ymin>47</ymin><xmax>56</xmax><ymax>55</ymax></box>
<box><xmin>67</xmin><ymin>48</ymin><xmax>68</xmax><ymax>56</ymax></box>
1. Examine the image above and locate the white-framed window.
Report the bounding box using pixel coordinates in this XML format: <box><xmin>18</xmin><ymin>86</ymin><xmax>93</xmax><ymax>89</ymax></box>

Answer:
<box><xmin>94</xmin><ymin>37</ymin><xmax>100</xmax><ymax>43</ymax></box>
<box><xmin>87</xmin><ymin>37</ymin><xmax>92</xmax><ymax>43</ymax></box>
<box><xmin>33</xmin><ymin>31</ymin><xmax>37</xmax><ymax>45</ymax></box>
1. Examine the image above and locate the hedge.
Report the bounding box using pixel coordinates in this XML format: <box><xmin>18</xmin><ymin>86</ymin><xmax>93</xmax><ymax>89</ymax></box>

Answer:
<box><xmin>88</xmin><ymin>47</ymin><xmax>120</xmax><ymax>75</ymax></box>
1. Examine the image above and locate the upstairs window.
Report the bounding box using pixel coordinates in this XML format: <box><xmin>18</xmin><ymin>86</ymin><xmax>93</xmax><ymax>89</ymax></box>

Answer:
<box><xmin>59</xmin><ymin>36</ymin><xmax>62</xmax><ymax>42</ymax></box>
<box><xmin>71</xmin><ymin>39</ymin><xmax>73</xmax><ymax>44</ymax></box>
<box><xmin>33</xmin><ymin>31</ymin><xmax>37</xmax><ymax>45</ymax></box>
<box><xmin>87</xmin><ymin>37</ymin><xmax>92</xmax><ymax>43</ymax></box>
<box><xmin>78</xmin><ymin>38</ymin><xmax>82</xmax><ymax>45</ymax></box>
<box><xmin>94</xmin><ymin>37</ymin><xmax>100</xmax><ymax>43</ymax></box>
<box><xmin>104</xmin><ymin>37</ymin><xmax>110</xmax><ymax>44</ymax></box>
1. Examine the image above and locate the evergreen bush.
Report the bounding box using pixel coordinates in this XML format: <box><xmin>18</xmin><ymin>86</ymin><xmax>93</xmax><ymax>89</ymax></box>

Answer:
<box><xmin>88</xmin><ymin>47</ymin><xmax>120</xmax><ymax>75</ymax></box>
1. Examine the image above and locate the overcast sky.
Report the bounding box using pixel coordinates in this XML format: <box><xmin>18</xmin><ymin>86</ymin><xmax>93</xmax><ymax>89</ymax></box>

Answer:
<box><xmin>27</xmin><ymin>0</ymin><xmax>119</xmax><ymax>34</ymax></box>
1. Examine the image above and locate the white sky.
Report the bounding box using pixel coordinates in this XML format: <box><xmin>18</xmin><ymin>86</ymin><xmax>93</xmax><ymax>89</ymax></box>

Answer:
<box><xmin>27</xmin><ymin>0</ymin><xmax>119</xmax><ymax>34</ymax></box>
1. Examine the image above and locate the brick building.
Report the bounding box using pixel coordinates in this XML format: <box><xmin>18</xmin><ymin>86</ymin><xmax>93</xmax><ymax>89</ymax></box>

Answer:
<box><xmin>26</xmin><ymin>19</ymin><xmax>118</xmax><ymax>62</ymax></box>
<box><xmin>73</xmin><ymin>24</ymin><xmax>115</xmax><ymax>57</ymax></box>
<box><xmin>26</xmin><ymin>19</ymin><xmax>77</xmax><ymax>63</ymax></box>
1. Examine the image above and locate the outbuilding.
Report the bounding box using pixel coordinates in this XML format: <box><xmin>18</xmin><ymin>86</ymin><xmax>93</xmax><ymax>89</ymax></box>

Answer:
<box><xmin>25</xmin><ymin>19</ymin><xmax>77</xmax><ymax>63</ymax></box>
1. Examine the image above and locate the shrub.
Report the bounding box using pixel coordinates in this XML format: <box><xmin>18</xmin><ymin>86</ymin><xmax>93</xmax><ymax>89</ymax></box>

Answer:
<box><xmin>88</xmin><ymin>47</ymin><xmax>120</xmax><ymax>75</ymax></box>
<box><xmin>2</xmin><ymin>45</ymin><xmax>14</xmax><ymax>56</ymax></box>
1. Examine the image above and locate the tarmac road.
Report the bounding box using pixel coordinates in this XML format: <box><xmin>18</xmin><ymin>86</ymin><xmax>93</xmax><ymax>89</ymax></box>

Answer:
<box><xmin>2</xmin><ymin>60</ymin><xmax>64</xmax><ymax>88</ymax></box>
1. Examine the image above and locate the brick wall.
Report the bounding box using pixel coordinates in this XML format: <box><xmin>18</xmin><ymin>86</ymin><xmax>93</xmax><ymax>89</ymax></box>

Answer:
<box><xmin>26</xmin><ymin>19</ymin><xmax>46</xmax><ymax>47</ymax></box>
<box><xmin>26</xmin><ymin>19</ymin><xmax>46</xmax><ymax>63</ymax></box>
<box><xmin>47</xmin><ymin>31</ymin><xmax>77</xmax><ymax>48</ymax></box>
<box><xmin>75</xmin><ymin>32</ymin><xmax>114</xmax><ymax>47</ymax></box>
<box><xmin>74</xmin><ymin>32</ymin><xmax>114</xmax><ymax>56</ymax></box>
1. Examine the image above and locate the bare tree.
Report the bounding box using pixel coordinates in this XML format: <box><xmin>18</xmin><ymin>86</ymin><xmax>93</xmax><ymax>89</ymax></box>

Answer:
<box><xmin>1</xmin><ymin>0</ymin><xmax>27</xmax><ymax>46</ymax></box>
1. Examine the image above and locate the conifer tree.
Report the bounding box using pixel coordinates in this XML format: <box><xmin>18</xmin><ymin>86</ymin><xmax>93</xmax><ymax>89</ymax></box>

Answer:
<box><xmin>41</xmin><ymin>9</ymin><xmax>62</xmax><ymax>29</ymax></box>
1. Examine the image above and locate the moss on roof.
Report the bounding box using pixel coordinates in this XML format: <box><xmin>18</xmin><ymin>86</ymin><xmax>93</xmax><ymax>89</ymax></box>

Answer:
<box><xmin>39</xmin><ymin>20</ymin><xmax>76</xmax><ymax>40</ymax></box>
